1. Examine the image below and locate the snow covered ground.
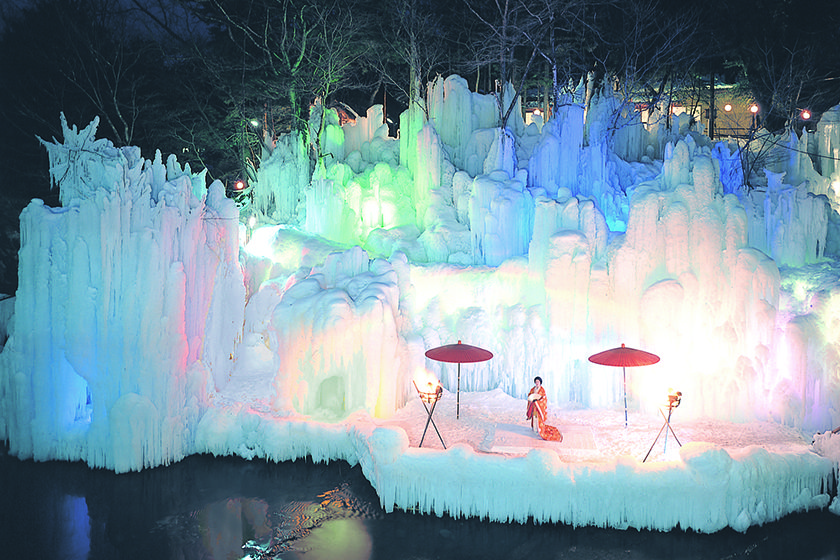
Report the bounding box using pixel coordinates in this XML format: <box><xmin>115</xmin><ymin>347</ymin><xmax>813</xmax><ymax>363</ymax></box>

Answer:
<box><xmin>383</xmin><ymin>388</ymin><xmax>813</xmax><ymax>461</ymax></box>
<box><xmin>220</xmin><ymin>365</ymin><xmax>816</xmax><ymax>461</ymax></box>
<box><xmin>203</xmin><ymin>372</ymin><xmax>839</xmax><ymax>534</ymax></box>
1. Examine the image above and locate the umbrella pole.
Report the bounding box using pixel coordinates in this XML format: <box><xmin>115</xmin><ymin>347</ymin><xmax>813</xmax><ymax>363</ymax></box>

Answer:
<box><xmin>456</xmin><ymin>363</ymin><xmax>461</xmax><ymax>419</ymax></box>
<box><xmin>623</xmin><ymin>367</ymin><xmax>628</xmax><ymax>428</ymax></box>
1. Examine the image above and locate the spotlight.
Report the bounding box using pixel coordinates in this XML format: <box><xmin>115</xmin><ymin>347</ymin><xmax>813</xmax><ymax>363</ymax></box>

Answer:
<box><xmin>800</xmin><ymin>109</ymin><xmax>812</xmax><ymax>121</ymax></box>
<box><xmin>723</xmin><ymin>103</ymin><xmax>732</xmax><ymax>112</ymax></box>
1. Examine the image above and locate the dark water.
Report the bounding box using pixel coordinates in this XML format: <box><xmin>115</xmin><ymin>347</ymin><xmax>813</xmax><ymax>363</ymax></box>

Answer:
<box><xmin>1</xmin><ymin>444</ymin><xmax>838</xmax><ymax>560</ymax></box>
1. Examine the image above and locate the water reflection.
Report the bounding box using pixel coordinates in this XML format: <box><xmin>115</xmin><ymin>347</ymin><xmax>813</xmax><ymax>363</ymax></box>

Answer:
<box><xmin>156</xmin><ymin>485</ymin><xmax>375</xmax><ymax>559</ymax></box>
<box><xmin>60</xmin><ymin>495</ymin><xmax>91</xmax><ymax>559</ymax></box>
<box><xmin>1</xmin><ymin>446</ymin><xmax>378</xmax><ymax>560</ymax></box>
<box><xmin>1</xmin><ymin>445</ymin><xmax>838</xmax><ymax>560</ymax></box>
<box><xmin>193</xmin><ymin>498</ymin><xmax>270</xmax><ymax>558</ymax></box>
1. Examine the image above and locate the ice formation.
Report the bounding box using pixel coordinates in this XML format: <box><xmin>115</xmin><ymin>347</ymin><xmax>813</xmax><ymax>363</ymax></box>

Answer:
<box><xmin>2</xmin><ymin>80</ymin><xmax>840</xmax><ymax>532</ymax></box>
<box><xmin>1</xmin><ymin>114</ymin><xmax>244</xmax><ymax>471</ymax></box>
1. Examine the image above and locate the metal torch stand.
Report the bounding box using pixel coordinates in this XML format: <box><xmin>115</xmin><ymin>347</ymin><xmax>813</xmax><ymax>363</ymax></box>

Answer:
<box><xmin>642</xmin><ymin>401</ymin><xmax>682</xmax><ymax>462</ymax></box>
<box><xmin>414</xmin><ymin>381</ymin><xmax>446</xmax><ymax>449</ymax></box>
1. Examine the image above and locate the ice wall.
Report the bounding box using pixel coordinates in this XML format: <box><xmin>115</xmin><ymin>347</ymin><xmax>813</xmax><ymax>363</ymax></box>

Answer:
<box><xmin>367</xmin><ymin>438</ymin><xmax>833</xmax><ymax>533</ymax></box>
<box><xmin>6</xmin><ymin>74</ymin><xmax>840</xmax><ymax>478</ymax></box>
<box><xmin>741</xmin><ymin>170</ymin><xmax>830</xmax><ymax>267</ymax></box>
<box><xmin>266</xmin><ymin>247</ymin><xmax>412</xmax><ymax>419</ymax></box>
<box><xmin>303</xmin><ymin>104</ymin><xmax>414</xmax><ymax>249</ymax></box>
<box><xmin>728</xmin><ymin>127</ymin><xmax>834</xmax><ymax>266</ymax></box>
<box><xmin>408</xmin><ymin>136</ymin><xmax>790</xmax><ymax>423</ymax></box>
<box><xmin>422</xmin><ymin>77</ymin><xmax>537</xmax><ymax>266</ymax></box>
<box><xmin>342</xmin><ymin>105</ymin><xmax>396</xmax><ymax>169</ymax></box>
<box><xmin>289</xmin><ymin>76</ymin><xmax>840</xmax><ymax>431</ymax></box>
<box><xmin>303</xmin><ymin>161</ymin><xmax>417</xmax><ymax>250</ymax></box>
<box><xmin>426</xmin><ymin>75</ymin><xmax>498</xmax><ymax>170</ymax></box>
<box><xmin>0</xmin><ymin>115</ymin><xmax>244</xmax><ymax>472</ymax></box>
<box><xmin>814</xmin><ymin>105</ymin><xmax>840</xmax><ymax>177</ymax></box>
<box><xmin>771</xmin><ymin>264</ymin><xmax>840</xmax><ymax>431</ymax></box>
<box><xmin>468</xmin><ymin>167</ymin><xmax>534</xmax><ymax>266</ymax></box>
<box><xmin>234</xmin><ymin>228</ymin><xmax>417</xmax><ymax>420</ymax></box>
<box><xmin>527</xmin><ymin>102</ymin><xmax>584</xmax><ymax>198</ymax></box>
<box><xmin>251</xmin><ymin>131</ymin><xmax>309</xmax><ymax>225</ymax></box>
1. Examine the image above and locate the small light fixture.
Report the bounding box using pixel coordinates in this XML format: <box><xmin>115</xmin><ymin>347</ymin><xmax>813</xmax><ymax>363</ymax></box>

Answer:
<box><xmin>667</xmin><ymin>389</ymin><xmax>682</xmax><ymax>408</ymax></box>
<box><xmin>417</xmin><ymin>380</ymin><xmax>442</xmax><ymax>404</ymax></box>
<box><xmin>749</xmin><ymin>104</ymin><xmax>759</xmax><ymax>114</ymax></box>
<box><xmin>413</xmin><ymin>371</ymin><xmax>445</xmax><ymax>448</ymax></box>
<box><xmin>800</xmin><ymin>109</ymin><xmax>812</xmax><ymax>120</ymax></box>
<box><xmin>723</xmin><ymin>103</ymin><xmax>733</xmax><ymax>112</ymax></box>
<box><xmin>642</xmin><ymin>388</ymin><xmax>683</xmax><ymax>462</ymax></box>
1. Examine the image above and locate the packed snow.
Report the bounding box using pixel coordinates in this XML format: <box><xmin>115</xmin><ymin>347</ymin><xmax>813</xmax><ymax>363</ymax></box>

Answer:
<box><xmin>2</xmin><ymin>75</ymin><xmax>840</xmax><ymax>534</ymax></box>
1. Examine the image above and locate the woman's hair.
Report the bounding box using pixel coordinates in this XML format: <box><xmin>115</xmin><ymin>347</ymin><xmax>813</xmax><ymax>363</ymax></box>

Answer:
<box><xmin>534</xmin><ymin>376</ymin><xmax>543</xmax><ymax>384</ymax></box>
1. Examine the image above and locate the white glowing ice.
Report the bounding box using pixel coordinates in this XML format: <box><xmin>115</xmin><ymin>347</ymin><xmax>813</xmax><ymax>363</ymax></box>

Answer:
<box><xmin>2</xmin><ymin>82</ymin><xmax>840</xmax><ymax>533</ymax></box>
<box><xmin>2</xmin><ymin>114</ymin><xmax>244</xmax><ymax>471</ymax></box>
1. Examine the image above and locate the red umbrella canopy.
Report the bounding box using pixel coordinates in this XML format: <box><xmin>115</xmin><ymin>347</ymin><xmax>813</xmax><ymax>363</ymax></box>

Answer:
<box><xmin>588</xmin><ymin>343</ymin><xmax>660</xmax><ymax>367</ymax></box>
<box><xmin>425</xmin><ymin>340</ymin><xmax>493</xmax><ymax>363</ymax></box>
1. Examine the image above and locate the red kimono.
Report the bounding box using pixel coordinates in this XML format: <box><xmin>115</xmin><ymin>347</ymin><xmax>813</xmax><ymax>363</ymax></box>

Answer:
<box><xmin>526</xmin><ymin>386</ymin><xmax>547</xmax><ymax>428</ymax></box>
<box><xmin>526</xmin><ymin>385</ymin><xmax>563</xmax><ymax>442</ymax></box>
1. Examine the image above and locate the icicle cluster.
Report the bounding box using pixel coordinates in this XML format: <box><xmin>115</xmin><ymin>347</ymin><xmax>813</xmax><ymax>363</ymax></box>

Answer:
<box><xmin>2</xmin><ymin>116</ymin><xmax>244</xmax><ymax>472</ymax></box>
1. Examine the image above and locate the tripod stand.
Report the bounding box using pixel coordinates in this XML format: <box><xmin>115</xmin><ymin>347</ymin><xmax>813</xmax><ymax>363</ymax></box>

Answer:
<box><xmin>643</xmin><ymin>391</ymin><xmax>682</xmax><ymax>462</ymax></box>
<box><xmin>413</xmin><ymin>380</ymin><xmax>446</xmax><ymax>449</ymax></box>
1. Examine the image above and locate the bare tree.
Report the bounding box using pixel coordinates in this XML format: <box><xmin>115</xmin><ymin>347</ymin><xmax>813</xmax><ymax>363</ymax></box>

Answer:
<box><xmin>592</xmin><ymin>0</ymin><xmax>701</xmax><ymax>134</ymax></box>
<box><xmin>177</xmin><ymin>0</ymin><xmax>366</xmax><ymax>166</ymax></box>
<box><xmin>1</xmin><ymin>0</ymin><xmax>160</xmax><ymax>147</ymax></box>
<box><xmin>516</xmin><ymin>0</ymin><xmax>616</xmax><ymax>118</ymax></box>
<box><xmin>374</xmin><ymin>0</ymin><xmax>450</xmax><ymax>117</ymax></box>
<box><xmin>462</xmin><ymin>0</ymin><xmax>546</xmax><ymax>129</ymax></box>
<box><xmin>735</xmin><ymin>41</ymin><xmax>838</xmax><ymax>189</ymax></box>
<box><xmin>301</xmin><ymin>1</ymin><xmax>366</xmax><ymax>163</ymax></box>
<box><xmin>58</xmin><ymin>20</ymin><xmax>152</xmax><ymax>146</ymax></box>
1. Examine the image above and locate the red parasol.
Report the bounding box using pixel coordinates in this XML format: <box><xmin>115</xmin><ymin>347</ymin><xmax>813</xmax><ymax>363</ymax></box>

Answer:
<box><xmin>588</xmin><ymin>343</ymin><xmax>660</xmax><ymax>427</ymax></box>
<box><xmin>425</xmin><ymin>340</ymin><xmax>493</xmax><ymax>419</ymax></box>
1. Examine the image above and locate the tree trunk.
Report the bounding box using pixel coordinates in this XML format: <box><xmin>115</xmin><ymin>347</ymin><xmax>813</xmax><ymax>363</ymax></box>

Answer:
<box><xmin>709</xmin><ymin>66</ymin><xmax>716</xmax><ymax>139</ymax></box>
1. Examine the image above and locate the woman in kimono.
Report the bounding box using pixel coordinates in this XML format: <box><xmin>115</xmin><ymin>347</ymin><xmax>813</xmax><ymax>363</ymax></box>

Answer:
<box><xmin>526</xmin><ymin>376</ymin><xmax>562</xmax><ymax>442</ymax></box>
<box><xmin>526</xmin><ymin>376</ymin><xmax>547</xmax><ymax>431</ymax></box>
